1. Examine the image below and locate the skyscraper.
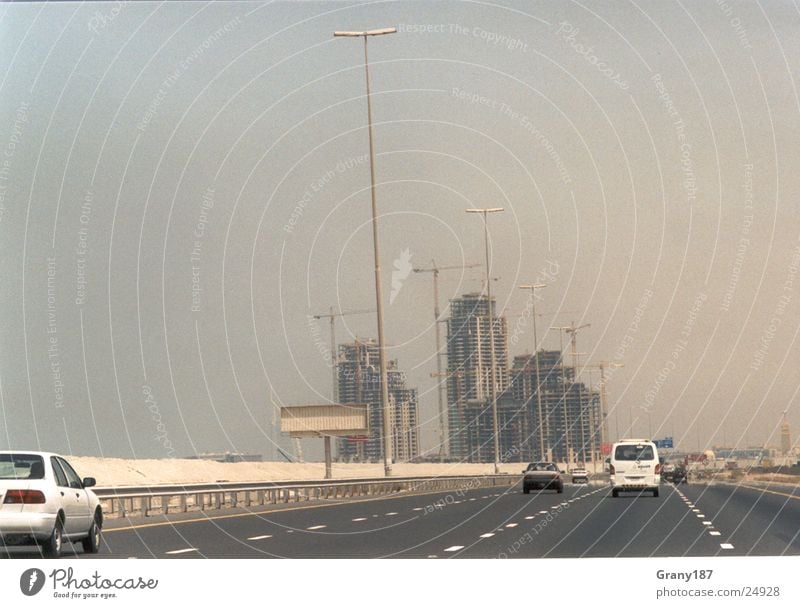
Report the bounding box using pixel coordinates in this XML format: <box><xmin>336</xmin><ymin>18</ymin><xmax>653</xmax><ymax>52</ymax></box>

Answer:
<box><xmin>445</xmin><ymin>293</ymin><xmax>509</xmax><ymax>461</ymax></box>
<box><xmin>335</xmin><ymin>339</ymin><xmax>419</xmax><ymax>462</ymax></box>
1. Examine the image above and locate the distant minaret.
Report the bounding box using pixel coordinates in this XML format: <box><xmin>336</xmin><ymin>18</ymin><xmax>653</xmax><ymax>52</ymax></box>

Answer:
<box><xmin>780</xmin><ymin>411</ymin><xmax>791</xmax><ymax>456</ymax></box>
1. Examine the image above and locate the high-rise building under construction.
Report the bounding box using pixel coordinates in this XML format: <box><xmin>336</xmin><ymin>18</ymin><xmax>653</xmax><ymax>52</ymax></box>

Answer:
<box><xmin>335</xmin><ymin>339</ymin><xmax>419</xmax><ymax>462</ymax></box>
<box><xmin>445</xmin><ymin>293</ymin><xmax>509</xmax><ymax>460</ymax></box>
<box><xmin>444</xmin><ymin>293</ymin><xmax>601</xmax><ymax>464</ymax></box>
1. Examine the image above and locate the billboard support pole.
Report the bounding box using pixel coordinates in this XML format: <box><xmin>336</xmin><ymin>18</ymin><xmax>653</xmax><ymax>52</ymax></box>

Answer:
<box><xmin>324</xmin><ymin>435</ymin><xmax>332</xmax><ymax>479</ymax></box>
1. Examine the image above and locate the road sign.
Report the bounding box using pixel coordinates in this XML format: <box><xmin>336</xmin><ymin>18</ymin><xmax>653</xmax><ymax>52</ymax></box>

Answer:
<box><xmin>655</xmin><ymin>437</ymin><xmax>674</xmax><ymax>449</ymax></box>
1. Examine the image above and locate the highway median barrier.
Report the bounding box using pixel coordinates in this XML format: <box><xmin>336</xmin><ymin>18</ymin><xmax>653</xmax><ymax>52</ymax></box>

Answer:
<box><xmin>95</xmin><ymin>474</ymin><xmax>517</xmax><ymax>519</ymax></box>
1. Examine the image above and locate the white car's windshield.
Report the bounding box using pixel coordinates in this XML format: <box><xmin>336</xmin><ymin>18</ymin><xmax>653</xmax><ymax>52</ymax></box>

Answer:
<box><xmin>0</xmin><ymin>453</ymin><xmax>45</xmax><ymax>479</ymax></box>
<box><xmin>614</xmin><ymin>445</ymin><xmax>655</xmax><ymax>461</ymax></box>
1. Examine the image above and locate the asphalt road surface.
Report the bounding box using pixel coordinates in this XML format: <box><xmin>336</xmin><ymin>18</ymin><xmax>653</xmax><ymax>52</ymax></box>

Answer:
<box><xmin>6</xmin><ymin>480</ymin><xmax>800</xmax><ymax>558</ymax></box>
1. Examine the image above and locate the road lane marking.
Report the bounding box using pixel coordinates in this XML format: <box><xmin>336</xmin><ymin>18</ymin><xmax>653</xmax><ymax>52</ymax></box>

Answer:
<box><xmin>480</xmin><ymin>533</ymin><xmax>495</xmax><ymax>538</ymax></box>
<box><xmin>696</xmin><ymin>514</ymin><xmax>704</xmax><ymax>518</ymax></box>
<box><xmin>444</xmin><ymin>546</ymin><xmax>464</xmax><ymax>552</ymax></box>
<box><xmin>427</xmin><ymin>555</ymin><xmax>438</xmax><ymax>558</ymax></box>
<box><xmin>709</xmin><ymin>531</ymin><xmax>721</xmax><ymax>536</ymax></box>
<box><xmin>247</xmin><ymin>535</ymin><xmax>273</xmax><ymax>540</ymax></box>
<box><xmin>720</xmin><ymin>543</ymin><xmax>734</xmax><ymax>549</ymax></box>
<box><xmin>703</xmin><ymin>522</ymin><xmax>712</xmax><ymax>526</ymax></box>
<box><xmin>692</xmin><ymin>509</ymin><xmax>700</xmax><ymax>512</ymax></box>
<box><xmin>352</xmin><ymin>518</ymin><xmax>367</xmax><ymax>522</ymax></box>
<box><xmin>539</xmin><ymin>510</ymin><xmax>549</xmax><ymax>514</ymax></box>
<box><xmin>386</xmin><ymin>512</ymin><xmax>399</xmax><ymax>516</ymax></box>
<box><xmin>732</xmin><ymin>483</ymin><xmax>800</xmax><ymax>501</ymax></box>
<box><xmin>307</xmin><ymin>525</ymin><xmax>327</xmax><ymax>530</ymax></box>
<box><xmin>166</xmin><ymin>548</ymin><xmax>198</xmax><ymax>555</ymax></box>
<box><xmin>524</xmin><ymin>516</ymin><xmax>535</xmax><ymax>520</ymax></box>
<box><xmin>505</xmin><ymin>523</ymin><xmax>518</xmax><ymax>528</ymax></box>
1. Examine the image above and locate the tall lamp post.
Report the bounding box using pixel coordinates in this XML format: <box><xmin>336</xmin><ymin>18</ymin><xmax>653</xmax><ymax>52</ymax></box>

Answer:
<box><xmin>334</xmin><ymin>27</ymin><xmax>397</xmax><ymax>476</ymax></box>
<box><xmin>519</xmin><ymin>284</ymin><xmax>547</xmax><ymax>461</ymax></box>
<box><xmin>466</xmin><ymin>207</ymin><xmax>504</xmax><ymax>473</ymax></box>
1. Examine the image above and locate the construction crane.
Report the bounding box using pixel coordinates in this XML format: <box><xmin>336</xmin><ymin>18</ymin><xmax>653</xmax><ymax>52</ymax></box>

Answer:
<box><xmin>312</xmin><ymin>307</ymin><xmax>375</xmax><ymax>404</ymax></box>
<box><xmin>413</xmin><ymin>261</ymin><xmax>480</xmax><ymax>461</ymax></box>
<box><xmin>584</xmin><ymin>361</ymin><xmax>624</xmax><ymax>472</ymax></box>
<box><xmin>551</xmin><ymin>322</ymin><xmax>590</xmax><ymax>468</ymax></box>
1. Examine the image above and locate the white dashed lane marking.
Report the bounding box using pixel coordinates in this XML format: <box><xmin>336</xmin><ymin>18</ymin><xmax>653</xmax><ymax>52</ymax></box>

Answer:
<box><xmin>166</xmin><ymin>548</ymin><xmax>198</xmax><ymax>555</ymax></box>
<box><xmin>720</xmin><ymin>543</ymin><xmax>734</xmax><ymax>550</ymax></box>
<box><xmin>386</xmin><ymin>512</ymin><xmax>398</xmax><ymax>516</ymax></box>
<box><xmin>480</xmin><ymin>533</ymin><xmax>495</xmax><ymax>538</ymax></box>
<box><xmin>444</xmin><ymin>546</ymin><xmax>464</xmax><ymax>552</ymax></box>
<box><xmin>709</xmin><ymin>531</ymin><xmax>721</xmax><ymax>536</ymax></box>
<box><xmin>505</xmin><ymin>523</ymin><xmax>518</xmax><ymax>528</ymax></box>
<box><xmin>247</xmin><ymin>535</ymin><xmax>272</xmax><ymax>540</ymax></box>
<box><xmin>352</xmin><ymin>518</ymin><xmax>367</xmax><ymax>522</ymax></box>
<box><xmin>307</xmin><ymin>525</ymin><xmax>327</xmax><ymax>530</ymax></box>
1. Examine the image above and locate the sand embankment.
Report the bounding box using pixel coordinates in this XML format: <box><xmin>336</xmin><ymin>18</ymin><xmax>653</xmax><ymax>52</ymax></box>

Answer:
<box><xmin>67</xmin><ymin>457</ymin><xmax>526</xmax><ymax>487</ymax></box>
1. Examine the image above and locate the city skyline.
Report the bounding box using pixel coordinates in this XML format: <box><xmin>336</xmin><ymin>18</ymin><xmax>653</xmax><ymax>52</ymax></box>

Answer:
<box><xmin>1</xmin><ymin>1</ymin><xmax>799</xmax><ymax>461</ymax></box>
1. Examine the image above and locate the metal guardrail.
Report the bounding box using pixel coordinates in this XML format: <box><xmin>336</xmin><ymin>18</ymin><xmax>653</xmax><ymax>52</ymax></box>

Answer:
<box><xmin>95</xmin><ymin>475</ymin><xmax>518</xmax><ymax>519</ymax></box>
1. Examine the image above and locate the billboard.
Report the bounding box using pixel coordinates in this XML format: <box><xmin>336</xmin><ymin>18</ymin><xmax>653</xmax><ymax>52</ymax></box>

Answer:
<box><xmin>280</xmin><ymin>404</ymin><xmax>369</xmax><ymax>437</ymax></box>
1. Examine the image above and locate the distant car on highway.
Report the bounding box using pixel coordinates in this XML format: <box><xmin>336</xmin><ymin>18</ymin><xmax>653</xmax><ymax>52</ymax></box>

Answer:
<box><xmin>609</xmin><ymin>439</ymin><xmax>661</xmax><ymax>497</ymax></box>
<box><xmin>571</xmin><ymin>467</ymin><xmax>589</xmax><ymax>484</ymax></box>
<box><xmin>0</xmin><ymin>452</ymin><xmax>102</xmax><ymax>557</ymax></box>
<box><xmin>670</xmin><ymin>465</ymin><xmax>688</xmax><ymax>484</ymax></box>
<box><xmin>522</xmin><ymin>462</ymin><xmax>564</xmax><ymax>494</ymax></box>
<box><xmin>660</xmin><ymin>463</ymin><xmax>675</xmax><ymax>481</ymax></box>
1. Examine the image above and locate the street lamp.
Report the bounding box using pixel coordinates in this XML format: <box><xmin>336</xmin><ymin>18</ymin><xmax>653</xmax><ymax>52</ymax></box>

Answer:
<box><xmin>519</xmin><ymin>284</ymin><xmax>547</xmax><ymax>461</ymax></box>
<box><xmin>466</xmin><ymin>207</ymin><xmax>504</xmax><ymax>473</ymax></box>
<box><xmin>334</xmin><ymin>26</ymin><xmax>397</xmax><ymax>476</ymax></box>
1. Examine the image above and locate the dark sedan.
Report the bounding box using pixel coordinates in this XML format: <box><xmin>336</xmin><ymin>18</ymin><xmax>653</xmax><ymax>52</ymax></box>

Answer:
<box><xmin>522</xmin><ymin>462</ymin><xmax>564</xmax><ymax>494</ymax></box>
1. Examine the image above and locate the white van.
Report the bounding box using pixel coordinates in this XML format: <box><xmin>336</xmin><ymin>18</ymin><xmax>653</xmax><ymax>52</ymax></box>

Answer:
<box><xmin>609</xmin><ymin>439</ymin><xmax>660</xmax><ymax>497</ymax></box>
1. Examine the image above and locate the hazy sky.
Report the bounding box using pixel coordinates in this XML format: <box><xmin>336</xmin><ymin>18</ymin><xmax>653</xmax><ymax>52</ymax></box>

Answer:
<box><xmin>1</xmin><ymin>0</ymin><xmax>799</xmax><ymax>460</ymax></box>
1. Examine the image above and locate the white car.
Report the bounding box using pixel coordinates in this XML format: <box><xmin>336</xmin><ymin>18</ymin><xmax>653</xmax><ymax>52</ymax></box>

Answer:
<box><xmin>0</xmin><ymin>451</ymin><xmax>102</xmax><ymax>557</ymax></box>
<box><xmin>571</xmin><ymin>467</ymin><xmax>590</xmax><ymax>484</ymax></box>
<box><xmin>609</xmin><ymin>439</ymin><xmax>660</xmax><ymax>497</ymax></box>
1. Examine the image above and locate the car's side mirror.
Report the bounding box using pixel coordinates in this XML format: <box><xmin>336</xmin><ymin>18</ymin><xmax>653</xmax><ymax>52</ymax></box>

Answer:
<box><xmin>82</xmin><ymin>477</ymin><xmax>96</xmax><ymax>488</ymax></box>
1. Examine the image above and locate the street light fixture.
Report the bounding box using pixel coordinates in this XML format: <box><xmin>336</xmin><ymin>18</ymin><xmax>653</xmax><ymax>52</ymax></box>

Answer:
<box><xmin>519</xmin><ymin>284</ymin><xmax>547</xmax><ymax>461</ymax></box>
<box><xmin>466</xmin><ymin>207</ymin><xmax>504</xmax><ymax>473</ymax></box>
<box><xmin>334</xmin><ymin>26</ymin><xmax>397</xmax><ymax>477</ymax></box>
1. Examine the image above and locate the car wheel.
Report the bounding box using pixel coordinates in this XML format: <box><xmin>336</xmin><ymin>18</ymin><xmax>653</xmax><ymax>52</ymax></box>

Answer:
<box><xmin>43</xmin><ymin>518</ymin><xmax>63</xmax><ymax>558</ymax></box>
<box><xmin>81</xmin><ymin>514</ymin><xmax>102</xmax><ymax>554</ymax></box>
<box><xmin>612</xmin><ymin>488</ymin><xmax>619</xmax><ymax>498</ymax></box>
<box><xmin>653</xmin><ymin>488</ymin><xmax>659</xmax><ymax>497</ymax></box>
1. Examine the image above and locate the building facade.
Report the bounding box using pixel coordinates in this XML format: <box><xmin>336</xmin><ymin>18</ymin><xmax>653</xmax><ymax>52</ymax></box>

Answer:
<box><xmin>335</xmin><ymin>339</ymin><xmax>419</xmax><ymax>462</ymax></box>
<box><xmin>445</xmin><ymin>293</ymin><xmax>509</xmax><ymax>461</ymax></box>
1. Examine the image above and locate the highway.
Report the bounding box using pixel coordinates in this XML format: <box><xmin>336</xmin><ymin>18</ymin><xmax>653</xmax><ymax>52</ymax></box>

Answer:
<box><xmin>48</xmin><ymin>479</ymin><xmax>798</xmax><ymax>559</ymax></box>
